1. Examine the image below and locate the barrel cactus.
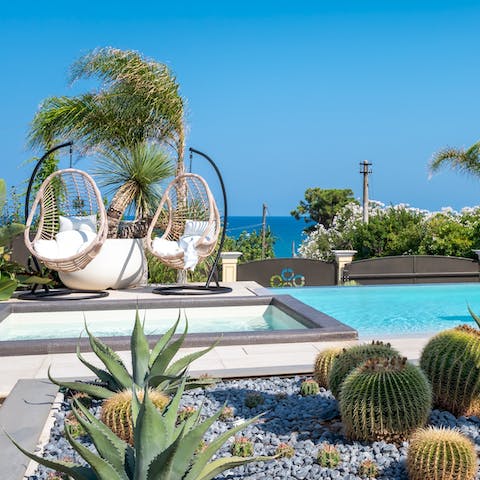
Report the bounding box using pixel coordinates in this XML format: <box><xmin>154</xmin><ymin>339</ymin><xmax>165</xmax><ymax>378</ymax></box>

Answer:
<box><xmin>407</xmin><ymin>426</ymin><xmax>477</xmax><ymax>480</ymax></box>
<box><xmin>340</xmin><ymin>357</ymin><xmax>431</xmax><ymax>442</ymax></box>
<box><xmin>313</xmin><ymin>347</ymin><xmax>341</xmax><ymax>388</ymax></box>
<box><xmin>420</xmin><ymin>324</ymin><xmax>480</xmax><ymax>416</ymax></box>
<box><xmin>328</xmin><ymin>341</ymin><xmax>401</xmax><ymax>399</ymax></box>
<box><xmin>101</xmin><ymin>388</ymin><xmax>169</xmax><ymax>445</ymax></box>
<box><xmin>300</xmin><ymin>379</ymin><xmax>320</xmax><ymax>396</ymax></box>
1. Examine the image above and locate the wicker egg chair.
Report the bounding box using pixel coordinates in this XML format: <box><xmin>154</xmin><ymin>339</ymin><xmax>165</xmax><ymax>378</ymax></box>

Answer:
<box><xmin>24</xmin><ymin>168</ymin><xmax>108</xmax><ymax>273</ymax></box>
<box><xmin>146</xmin><ymin>173</ymin><xmax>220</xmax><ymax>272</ymax></box>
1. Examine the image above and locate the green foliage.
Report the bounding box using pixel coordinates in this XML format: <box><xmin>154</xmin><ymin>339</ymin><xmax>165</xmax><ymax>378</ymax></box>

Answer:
<box><xmin>29</xmin><ymin>47</ymin><xmax>185</xmax><ymax>163</ymax></box>
<box><xmin>328</xmin><ymin>341</ymin><xmax>401</xmax><ymax>399</ymax></box>
<box><xmin>300</xmin><ymin>201</ymin><xmax>480</xmax><ymax>261</ymax></box>
<box><xmin>223</xmin><ymin>229</ymin><xmax>275</xmax><ymax>263</ymax></box>
<box><xmin>300</xmin><ymin>379</ymin><xmax>320</xmax><ymax>396</ymax></box>
<box><xmin>313</xmin><ymin>347</ymin><xmax>342</xmax><ymax>388</ymax></box>
<box><xmin>317</xmin><ymin>444</ymin><xmax>341</xmax><ymax>468</ymax></box>
<box><xmin>230</xmin><ymin>436</ymin><xmax>254</xmax><ymax>457</ymax></box>
<box><xmin>340</xmin><ymin>357</ymin><xmax>431</xmax><ymax>442</ymax></box>
<box><xmin>429</xmin><ymin>142</ymin><xmax>480</xmax><ymax>178</ymax></box>
<box><xmin>420</xmin><ymin>322</ymin><xmax>480</xmax><ymax>416</ymax></box>
<box><xmin>407</xmin><ymin>427</ymin><xmax>477</xmax><ymax>480</ymax></box>
<box><xmin>10</xmin><ymin>381</ymin><xmax>276</xmax><ymax>480</ymax></box>
<box><xmin>291</xmin><ymin>188</ymin><xmax>357</xmax><ymax>232</ymax></box>
<box><xmin>359</xmin><ymin>459</ymin><xmax>379</xmax><ymax>478</ymax></box>
<box><xmin>244</xmin><ymin>392</ymin><xmax>265</xmax><ymax>408</ymax></box>
<box><xmin>101</xmin><ymin>389</ymin><xmax>170</xmax><ymax>445</ymax></box>
<box><xmin>48</xmin><ymin>311</ymin><xmax>217</xmax><ymax>399</ymax></box>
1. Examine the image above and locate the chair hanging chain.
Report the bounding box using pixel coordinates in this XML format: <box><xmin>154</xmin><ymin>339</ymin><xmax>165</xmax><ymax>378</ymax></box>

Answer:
<box><xmin>69</xmin><ymin>144</ymin><xmax>73</xmax><ymax>168</ymax></box>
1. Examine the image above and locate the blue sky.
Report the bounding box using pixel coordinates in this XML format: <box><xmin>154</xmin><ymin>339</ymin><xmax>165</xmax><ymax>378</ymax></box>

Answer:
<box><xmin>2</xmin><ymin>0</ymin><xmax>480</xmax><ymax>215</ymax></box>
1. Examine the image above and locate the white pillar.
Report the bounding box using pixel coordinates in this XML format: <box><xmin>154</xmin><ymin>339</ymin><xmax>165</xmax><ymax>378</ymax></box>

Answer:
<box><xmin>220</xmin><ymin>252</ymin><xmax>242</xmax><ymax>282</ymax></box>
<box><xmin>332</xmin><ymin>249</ymin><xmax>357</xmax><ymax>285</ymax></box>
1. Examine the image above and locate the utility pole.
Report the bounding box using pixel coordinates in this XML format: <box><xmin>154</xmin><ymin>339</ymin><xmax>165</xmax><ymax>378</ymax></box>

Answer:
<box><xmin>360</xmin><ymin>160</ymin><xmax>372</xmax><ymax>223</ymax></box>
<box><xmin>261</xmin><ymin>203</ymin><xmax>267</xmax><ymax>259</ymax></box>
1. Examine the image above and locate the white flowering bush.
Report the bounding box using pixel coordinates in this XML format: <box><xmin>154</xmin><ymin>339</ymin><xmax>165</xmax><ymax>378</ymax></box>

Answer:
<box><xmin>299</xmin><ymin>202</ymin><xmax>480</xmax><ymax>260</ymax></box>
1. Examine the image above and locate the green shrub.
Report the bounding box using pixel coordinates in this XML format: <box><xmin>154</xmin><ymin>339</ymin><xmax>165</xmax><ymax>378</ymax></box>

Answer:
<box><xmin>328</xmin><ymin>341</ymin><xmax>400</xmax><ymax>399</ymax></box>
<box><xmin>407</xmin><ymin>426</ymin><xmax>477</xmax><ymax>480</ymax></box>
<box><xmin>275</xmin><ymin>442</ymin><xmax>295</xmax><ymax>458</ymax></box>
<box><xmin>420</xmin><ymin>324</ymin><xmax>480</xmax><ymax>416</ymax></box>
<box><xmin>244</xmin><ymin>392</ymin><xmax>265</xmax><ymax>408</ymax></box>
<box><xmin>340</xmin><ymin>357</ymin><xmax>431</xmax><ymax>442</ymax></box>
<box><xmin>313</xmin><ymin>347</ymin><xmax>342</xmax><ymax>388</ymax></box>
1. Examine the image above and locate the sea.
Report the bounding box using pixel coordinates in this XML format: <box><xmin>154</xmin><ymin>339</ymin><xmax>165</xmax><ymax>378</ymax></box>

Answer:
<box><xmin>226</xmin><ymin>216</ymin><xmax>309</xmax><ymax>258</ymax></box>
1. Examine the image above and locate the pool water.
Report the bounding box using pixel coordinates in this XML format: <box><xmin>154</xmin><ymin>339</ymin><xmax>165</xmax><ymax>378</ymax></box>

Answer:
<box><xmin>270</xmin><ymin>283</ymin><xmax>480</xmax><ymax>337</ymax></box>
<box><xmin>0</xmin><ymin>305</ymin><xmax>306</xmax><ymax>341</ymax></box>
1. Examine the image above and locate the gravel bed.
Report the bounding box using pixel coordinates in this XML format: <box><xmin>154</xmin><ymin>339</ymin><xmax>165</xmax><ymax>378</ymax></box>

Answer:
<box><xmin>27</xmin><ymin>376</ymin><xmax>480</xmax><ymax>480</ymax></box>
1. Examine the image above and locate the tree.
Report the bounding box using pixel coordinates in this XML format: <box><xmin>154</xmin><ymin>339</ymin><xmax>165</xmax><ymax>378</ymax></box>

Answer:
<box><xmin>429</xmin><ymin>142</ymin><xmax>480</xmax><ymax>178</ymax></box>
<box><xmin>291</xmin><ymin>188</ymin><xmax>357</xmax><ymax>232</ymax></box>
<box><xmin>223</xmin><ymin>229</ymin><xmax>275</xmax><ymax>263</ymax></box>
<box><xmin>28</xmin><ymin>47</ymin><xmax>184</xmax><ymax>237</ymax></box>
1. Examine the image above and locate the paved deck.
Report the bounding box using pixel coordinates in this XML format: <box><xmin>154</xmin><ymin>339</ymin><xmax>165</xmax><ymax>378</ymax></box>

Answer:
<box><xmin>0</xmin><ymin>282</ymin><xmax>432</xmax><ymax>397</ymax></box>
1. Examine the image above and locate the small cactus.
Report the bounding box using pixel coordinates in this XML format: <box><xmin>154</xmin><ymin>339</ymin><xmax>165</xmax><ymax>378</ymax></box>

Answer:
<box><xmin>275</xmin><ymin>442</ymin><xmax>295</xmax><ymax>458</ymax></box>
<box><xmin>244</xmin><ymin>392</ymin><xmax>264</xmax><ymax>408</ymax></box>
<box><xmin>407</xmin><ymin>426</ymin><xmax>477</xmax><ymax>480</ymax></box>
<box><xmin>231</xmin><ymin>436</ymin><xmax>254</xmax><ymax>457</ymax></box>
<box><xmin>69</xmin><ymin>392</ymin><xmax>93</xmax><ymax>408</ymax></box>
<box><xmin>359</xmin><ymin>459</ymin><xmax>379</xmax><ymax>478</ymax></box>
<box><xmin>195</xmin><ymin>439</ymin><xmax>208</xmax><ymax>455</ymax></box>
<box><xmin>328</xmin><ymin>341</ymin><xmax>401</xmax><ymax>399</ymax></box>
<box><xmin>317</xmin><ymin>443</ymin><xmax>341</xmax><ymax>468</ymax></box>
<box><xmin>300</xmin><ymin>379</ymin><xmax>320</xmax><ymax>396</ymax></box>
<box><xmin>420</xmin><ymin>324</ymin><xmax>480</xmax><ymax>416</ymax></box>
<box><xmin>340</xmin><ymin>357</ymin><xmax>431</xmax><ymax>442</ymax></box>
<box><xmin>101</xmin><ymin>388</ymin><xmax>169</xmax><ymax>445</ymax></box>
<box><xmin>64</xmin><ymin>411</ymin><xmax>86</xmax><ymax>439</ymax></box>
<box><xmin>219</xmin><ymin>405</ymin><xmax>235</xmax><ymax>420</ymax></box>
<box><xmin>178</xmin><ymin>405</ymin><xmax>197</xmax><ymax>422</ymax></box>
<box><xmin>313</xmin><ymin>347</ymin><xmax>342</xmax><ymax>388</ymax></box>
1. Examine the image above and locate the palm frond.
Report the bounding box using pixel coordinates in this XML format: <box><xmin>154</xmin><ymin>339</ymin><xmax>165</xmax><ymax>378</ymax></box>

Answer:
<box><xmin>429</xmin><ymin>142</ymin><xmax>480</xmax><ymax>178</ymax></box>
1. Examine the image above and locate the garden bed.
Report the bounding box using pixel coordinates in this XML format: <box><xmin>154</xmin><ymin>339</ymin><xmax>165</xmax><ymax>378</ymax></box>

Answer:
<box><xmin>26</xmin><ymin>375</ymin><xmax>480</xmax><ymax>480</ymax></box>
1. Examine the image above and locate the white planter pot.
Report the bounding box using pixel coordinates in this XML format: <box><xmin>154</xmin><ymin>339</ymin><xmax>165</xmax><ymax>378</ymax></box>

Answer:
<box><xmin>59</xmin><ymin>238</ymin><xmax>147</xmax><ymax>290</ymax></box>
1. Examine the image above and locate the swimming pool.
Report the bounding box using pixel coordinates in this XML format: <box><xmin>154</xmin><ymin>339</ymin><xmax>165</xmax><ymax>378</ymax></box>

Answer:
<box><xmin>269</xmin><ymin>283</ymin><xmax>480</xmax><ymax>338</ymax></box>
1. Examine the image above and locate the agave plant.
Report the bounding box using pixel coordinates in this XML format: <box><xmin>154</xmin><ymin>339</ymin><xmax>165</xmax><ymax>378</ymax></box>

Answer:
<box><xmin>9</xmin><ymin>380</ymin><xmax>276</xmax><ymax>480</ymax></box>
<box><xmin>48</xmin><ymin>311</ymin><xmax>217</xmax><ymax>398</ymax></box>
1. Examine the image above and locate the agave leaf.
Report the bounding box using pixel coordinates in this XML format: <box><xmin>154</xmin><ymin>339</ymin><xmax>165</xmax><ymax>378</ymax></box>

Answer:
<box><xmin>169</xmin><ymin>403</ymin><xmax>226</xmax><ymax>477</ymax></box>
<box><xmin>145</xmin><ymin>433</ymin><xmax>184</xmax><ymax>480</ymax></box>
<box><xmin>148</xmin><ymin>313</ymin><xmax>181</xmax><ymax>367</ymax></box>
<box><xmin>149</xmin><ymin>371</ymin><xmax>185</xmax><ymax>391</ymax></box>
<box><xmin>149</xmin><ymin>322</ymin><xmax>188</xmax><ymax>382</ymax></box>
<box><xmin>72</xmin><ymin>400</ymin><xmax>133</xmax><ymax>478</ymax></box>
<box><xmin>0</xmin><ymin>277</ymin><xmax>18</xmax><ymax>301</ymax></box>
<box><xmin>196</xmin><ymin>455</ymin><xmax>276</xmax><ymax>480</ymax></box>
<box><xmin>161</xmin><ymin>376</ymin><xmax>188</xmax><ymax>444</ymax></box>
<box><xmin>184</xmin><ymin>414</ymin><xmax>264</xmax><ymax>480</ymax></box>
<box><xmin>85</xmin><ymin>322</ymin><xmax>131</xmax><ymax>389</ymax></box>
<box><xmin>64</xmin><ymin>426</ymin><xmax>125</xmax><ymax>480</ymax></box>
<box><xmin>164</xmin><ymin>340</ymin><xmax>218</xmax><ymax>377</ymax></box>
<box><xmin>5</xmin><ymin>431</ymin><xmax>95</xmax><ymax>480</ymax></box>
<box><xmin>131</xmin><ymin>309</ymin><xmax>150</xmax><ymax>386</ymax></box>
<box><xmin>468</xmin><ymin>304</ymin><xmax>480</xmax><ymax>329</ymax></box>
<box><xmin>48</xmin><ymin>366</ymin><xmax>114</xmax><ymax>399</ymax></box>
<box><xmin>134</xmin><ymin>386</ymin><xmax>169</xmax><ymax>478</ymax></box>
<box><xmin>76</xmin><ymin>343</ymin><xmax>120</xmax><ymax>390</ymax></box>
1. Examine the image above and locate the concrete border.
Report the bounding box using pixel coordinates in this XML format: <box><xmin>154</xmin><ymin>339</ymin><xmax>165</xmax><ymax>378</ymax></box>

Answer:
<box><xmin>0</xmin><ymin>379</ymin><xmax>58</xmax><ymax>480</ymax></box>
<box><xmin>0</xmin><ymin>295</ymin><xmax>357</xmax><ymax>356</ymax></box>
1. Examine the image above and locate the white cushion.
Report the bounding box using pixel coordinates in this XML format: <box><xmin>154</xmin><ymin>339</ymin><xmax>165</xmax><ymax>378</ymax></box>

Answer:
<box><xmin>179</xmin><ymin>235</ymin><xmax>201</xmax><ymax>270</ymax></box>
<box><xmin>59</xmin><ymin>214</ymin><xmax>97</xmax><ymax>234</ymax></box>
<box><xmin>184</xmin><ymin>220</ymin><xmax>210</xmax><ymax>237</ymax></box>
<box><xmin>33</xmin><ymin>239</ymin><xmax>59</xmax><ymax>259</ymax></box>
<box><xmin>152</xmin><ymin>238</ymin><xmax>183</xmax><ymax>257</ymax></box>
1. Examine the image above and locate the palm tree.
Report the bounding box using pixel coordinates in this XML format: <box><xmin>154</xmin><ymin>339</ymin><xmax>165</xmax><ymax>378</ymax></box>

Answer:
<box><xmin>28</xmin><ymin>47</ymin><xmax>185</xmax><ymax>237</ymax></box>
<box><xmin>429</xmin><ymin>142</ymin><xmax>480</xmax><ymax>178</ymax></box>
<box><xmin>94</xmin><ymin>142</ymin><xmax>175</xmax><ymax>237</ymax></box>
